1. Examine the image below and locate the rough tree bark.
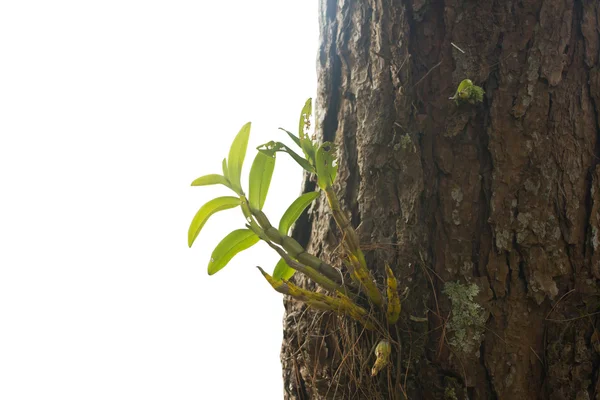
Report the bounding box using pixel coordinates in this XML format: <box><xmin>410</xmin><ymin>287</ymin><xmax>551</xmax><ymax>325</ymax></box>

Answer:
<box><xmin>281</xmin><ymin>0</ymin><xmax>600</xmax><ymax>399</ymax></box>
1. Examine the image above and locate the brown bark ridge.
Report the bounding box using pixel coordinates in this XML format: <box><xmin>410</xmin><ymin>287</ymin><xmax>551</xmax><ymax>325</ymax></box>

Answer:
<box><xmin>281</xmin><ymin>0</ymin><xmax>600</xmax><ymax>399</ymax></box>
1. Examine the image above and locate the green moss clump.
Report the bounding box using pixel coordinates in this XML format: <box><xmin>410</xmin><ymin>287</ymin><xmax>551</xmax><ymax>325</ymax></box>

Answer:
<box><xmin>399</xmin><ymin>134</ymin><xmax>413</xmax><ymax>150</ymax></box>
<box><xmin>443</xmin><ymin>376</ymin><xmax>466</xmax><ymax>400</ymax></box>
<box><xmin>450</xmin><ymin>79</ymin><xmax>485</xmax><ymax>105</ymax></box>
<box><xmin>444</xmin><ymin>387</ymin><xmax>458</xmax><ymax>400</ymax></box>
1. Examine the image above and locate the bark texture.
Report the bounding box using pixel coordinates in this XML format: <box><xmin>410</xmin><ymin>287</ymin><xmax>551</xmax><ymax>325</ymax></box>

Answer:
<box><xmin>282</xmin><ymin>0</ymin><xmax>600</xmax><ymax>398</ymax></box>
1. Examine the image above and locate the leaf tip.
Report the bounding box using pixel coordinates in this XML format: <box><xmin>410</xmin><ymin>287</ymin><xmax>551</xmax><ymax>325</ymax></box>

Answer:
<box><xmin>385</xmin><ymin>262</ymin><xmax>394</xmax><ymax>277</ymax></box>
<box><xmin>207</xmin><ymin>259</ymin><xmax>216</xmax><ymax>275</ymax></box>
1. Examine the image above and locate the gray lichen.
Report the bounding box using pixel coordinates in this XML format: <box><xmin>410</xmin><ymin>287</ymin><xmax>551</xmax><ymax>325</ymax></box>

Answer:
<box><xmin>443</xmin><ymin>281</ymin><xmax>487</xmax><ymax>355</ymax></box>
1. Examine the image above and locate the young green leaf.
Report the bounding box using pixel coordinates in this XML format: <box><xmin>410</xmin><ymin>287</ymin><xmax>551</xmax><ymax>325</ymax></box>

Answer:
<box><xmin>298</xmin><ymin>98</ymin><xmax>312</xmax><ymax>140</ymax></box>
<box><xmin>188</xmin><ymin>196</ymin><xmax>241</xmax><ymax>247</ymax></box>
<box><xmin>449</xmin><ymin>79</ymin><xmax>485</xmax><ymax>105</ymax></box>
<box><xmin>278</xmin><ymin>191</ymin><xmax>319</xmax><ymax>235</ymax></box>
<box><xmin>221</xmin><ymin>158</ymin><xmax>228</xmax><ymax>179</ymax></box>
<box><xmin>315</xmin><ymin>142</ymin><xmax>338</xmax><ymax>190</ymax></box>
<box><xmin>272</xmin><ymin>258</ymin><xmax>296</xmax><ymax>281</ymax></box>
<box><xmin>227</xmin><ymin>122</ymin><xmax>251</xmax><ymax>194</ymax></box>
<box><xmin>248</xmin><ymin>151</ymin><xmax>275</xmax><ymax>210</ymax></box>
<box><xmin>278</xmin><ymin>128</ymin><xmax>301</xmax><ymax>148</ymax></box>
<box><xmin>257</xmin><ymin>141</ymin><xmax>314</xmax><ymax>173</ymax></box>
<box><xmin>208</xmin><ymin>229</ymin><xmax>260</xmax><ymax>275</ymax></box>
<box><xmin>191</xmin><ymin>174</ymin><xmax>231</xmax><ymax>189</ymax></box>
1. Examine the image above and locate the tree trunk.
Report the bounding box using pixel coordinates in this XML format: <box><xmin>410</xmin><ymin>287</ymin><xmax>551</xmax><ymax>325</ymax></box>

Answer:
<box><xmin>281</xmin><ymin>0</ymin><xmax>600</xmax><ymax>399</ymax></box>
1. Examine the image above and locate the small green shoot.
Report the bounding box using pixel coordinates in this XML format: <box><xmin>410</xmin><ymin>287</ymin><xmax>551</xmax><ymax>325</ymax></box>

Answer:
<box><xmin>449</xmin><ymin>79</ymin><xmax>485</xmax><ymax>105</ymax></box>
<box><xmin>227</xmin><ymin>122</ymin><xmax>251</xmax><ymax>195</ymax></box>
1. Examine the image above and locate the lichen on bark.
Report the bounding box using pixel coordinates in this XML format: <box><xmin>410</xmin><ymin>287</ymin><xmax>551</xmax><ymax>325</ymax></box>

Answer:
<box><xmin>442</xmin><ymin>281</ymin><xmax>487</xmax><ymax>356</ymax></box>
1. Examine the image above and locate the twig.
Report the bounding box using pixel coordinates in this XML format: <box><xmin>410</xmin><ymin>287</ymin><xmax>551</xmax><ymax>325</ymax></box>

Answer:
<box><xmin>371</xmin><ymin>50</ymin><xmax>388</xmax><ymax>60</ymax></box>
<box><xmin>411</xmin><ymin>60</ymin><xmax>443</xmax><ymax>89</ymax></box>
<box><xmin>480</xmin><ymin>324</ymin><xmax>508</xmax><ymax>345</ymax></box>
<box><xmin>530</xmin><ymin>346</ymin><xmax>544</xmax><ymax>367</ymax></box>
<box><xmin>451</xmin><ymin>42</ymin><xmax>465</xmax><ymax>54</ymax></box>
<box><xmin>423</xmin><ymin>262</ymin><xmax>446</xmax><ymax>285</ymax></box>
<box><xmin>403</xmin><ymin>345</ymin><xmax>411</xmax><ymax>393</ymax></box>
<box><xmin>546</xmin><ymin>311</ymin><xmax>600</xmax><ymax>322</ymax></box>
<box><xmin>545</xmin><ymin>289</ymin><xmax>575</xmax><ymax>320</ymax></box>
<box><xmin>327</xmin><ymin>324</ymin><xmax>367</xmax><ymax>398</ymax></box>
<box><xmin>437</xmin><ymin>309</ymin><xmax>452</xmax><ymax>358</ymax></box>
<box><xmin>418</xmin><ymin>252</ymin><xmax>442</xmax><ymax>322</ymax></box>
<box><xmin>398</xmin><ymin>54</ymin><xmax>411</xmax><ymax>72</ymax></box>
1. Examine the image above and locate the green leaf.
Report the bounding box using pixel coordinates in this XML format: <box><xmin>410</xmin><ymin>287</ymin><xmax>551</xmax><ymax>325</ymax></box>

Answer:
<box><xmin>208</xmin><ymin>229</ymin><xmax>260</xmax><ymax>275</ymax></box>
<box><xmin>227</xmin><ymin>122</ymin><xmax>251</xmax><ymax>194</ymax></box>
<box><xmin>272</xmin><ymin>258</ymin><xmax>295</xmax><ymax>281</ymax></box>
<box><xmin>248</xmin><ymin>151</ymin><xmax>275</xmax><ymax>210</ymax></box>
<box><xmin>188</xmin><ymin>196</ymin><xmax>241</xmax><ymax>247</ymax></box>
<box><xmin>257</xmin><ymin>141</ymin><xmax>314</xmax><ymax>173</ymax></box>
<box><xmin>456</xmin><ymin>79</ymin><xmax>473</xmax><ymax>95</ymax></box>
<box><xmin>221</xmin><ymin>158</ymin><xmax>228</xmax><ymax>179</ymax></box>
<box><xmin>279</xmin><ymin>128</ymin><xmax>301</xmax><ymax>148</ymax></box>
<box><xmin>191</xmin><ymin>174</ymin><xmax>231</xmax><ymax>189</ymax></box>
<box><xmin>315</xmin><ymin>142</ymin><xmax>338</xmax><ymax>190</ymax></box>
<box><xmin>278</xmin><ymin>191</ymin><xmax>319</xmax><ymax>235</ymax></box>
<box><xmin>300</xmin><ymin>138</ymin><xmax>316</xmax><ymax>165</ymax></box>
<box><xmin>298</xmin><ymin>98</ymin><xmax>312</xmax><ymax>140</ymax></box>
<box><xmin>295</xmin><ymin>99</ymin><xmax>317</xmax><ymax>164</ymax></box>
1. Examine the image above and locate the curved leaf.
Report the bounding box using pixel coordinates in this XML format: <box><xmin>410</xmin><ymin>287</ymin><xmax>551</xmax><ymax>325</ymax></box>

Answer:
<box><xmin>191</xmin><ymin>174</ymin><xmax>231</xmax><ymax>189</ymax></box>
<box><xmin>278</xmin><ymin>191</ymin><xmax>319</xmax><ymax>235</ymax></box>
<box><xmin>278</xmin><ymin>128</ymin><xmax>301</xmax><ymax>148</ymax></box>
<box><xmin>257</xmin><ymin>141</ymin><xmax>314</xmax><ymax>173</ymax></box>
<box><xmin>298</xmin><ymin>98</ymin><xmax>312</xmax><ymax>140</ymax></box>
<box><xmin>272</xmin><ymin>258</ymin><xmax>296</xmax><ymax>281</ymax></box>
<box><xmin>208</xmin><ymin>229</ymin><xmax>259</xmax><ymax>275</ymax></box>
<box><xmin>249</xmin><ymin>151</ymin><xmax>275</xmax><ymax>210</ymax></box>
<box><xmin>188</xmin><ymin>196</ymin><xmax>241</xmax><ymax>247</ymax></box>
<box><xmin>227</xmin><ymin>122</ymin><xmax>251</xmax><ymax>194</ymax></box>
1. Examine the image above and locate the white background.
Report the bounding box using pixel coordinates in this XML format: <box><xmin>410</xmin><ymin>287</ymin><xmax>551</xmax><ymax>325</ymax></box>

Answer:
<box><xmin>0</xmin><ymin>2</ymin><xmax>318</xmax><ymax>398</ymax></box>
